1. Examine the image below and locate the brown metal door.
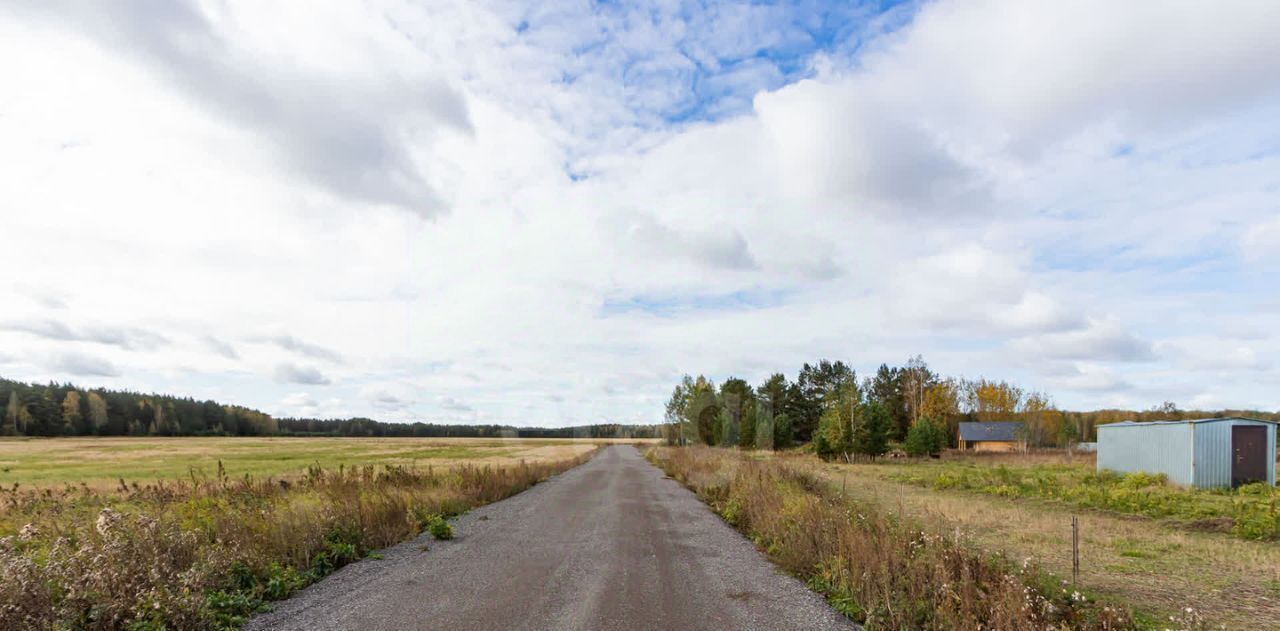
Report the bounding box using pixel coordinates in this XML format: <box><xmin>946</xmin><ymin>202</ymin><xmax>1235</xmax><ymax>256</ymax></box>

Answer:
<box><xmin>1232</xmin><ymin>426</ymin><xmax>1268</xmax><ymax>487</ymax></box>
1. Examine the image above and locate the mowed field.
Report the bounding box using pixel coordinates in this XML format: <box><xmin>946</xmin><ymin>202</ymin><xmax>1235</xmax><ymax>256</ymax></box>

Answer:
<box><xmin>0</xmin><ymin>436</ymin><xmax>640</xmax><ymax>488</ymax></box>
<box><xmin>809</xmin><ymin>452</ymin><xmax>1280</xmax><ymax>629</ymax></box>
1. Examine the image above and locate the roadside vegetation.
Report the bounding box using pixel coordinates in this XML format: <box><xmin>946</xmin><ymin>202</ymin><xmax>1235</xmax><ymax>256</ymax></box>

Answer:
<box><xmin>0</xmin><ymin>451</ymin><xmax>592</xmax><ymax>629</ymax></box>
<box><xmin>649</xmin><ymin>446</ymin><xmax>1136</xmax><ymax>630</ymax></box>
<box><xmin>819</xmin><ymin>455</ymin><xmax>1280</xmax><ymax>629</ymax></box>
<box><xmin>884</xmin><ymin>457</ymin><xmax>1280</xmax><ymax>541</ymax></box>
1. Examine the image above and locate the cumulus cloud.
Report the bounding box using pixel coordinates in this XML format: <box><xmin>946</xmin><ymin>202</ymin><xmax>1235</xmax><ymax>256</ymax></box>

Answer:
<box><xmin>7</xmin><ymin>0</ymin><xmax>471</xmax><ymax>217</ymax></box>
<box><xmin>1013</xmin><ymin>321</ymin><xmax>1155</xmax><ymax>363</ymax></box>
<box><xmin>360</xmin><ymin>386</ymin><xmax>415</xmax><ymax>411</ymax></box>
<box><xmin>263</xmin><ymin>335</ymin><xmax>343</xmax><ymax>363</ymax></box>
<box><xmin>438</xmin><ymin>396</ymin><xmax>473</xmax><ymax>413</ymax></box>
<box><xmin>1041</xmin><ymin>363</ymin><xmax>1130</xmax><ymax>393</ymax></box>
<box><xmin>201</xmin><ymin>336</ymin><xmax>239</xmax><ymax>359</ymax></box>
<box><xmin>48</xmin><ymin>352</ymin><xmax>121</xmax><ymax>377</ymax></box>
<box><xmin>620</xmin><ymin>213</ymin><xmax>758</xmax><ymax>270</ymax></box>
<box><xmin>2</xmin><ymin>319</ymin><xmax>168</xmax><ymax>350</ymax></box>
<box><xmin>1243</xmin><ymin>217</ymin><xmax>1280</xmax><ymax>261</ymax></box>
<box><xmin>274</xmin><ymin>363</ymin><xmax>331</xmax><ymax>386</ymax></box>
<box><xmin>1</xmin><ymin>0</ymin><xmax>1278</xmax><ymax>420</ymax></box>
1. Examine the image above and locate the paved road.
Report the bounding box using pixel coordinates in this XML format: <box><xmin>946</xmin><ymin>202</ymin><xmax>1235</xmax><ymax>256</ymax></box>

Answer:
<box><xmin>248</xmin><ymin>445</ymin><xmax>856</xmax><ymax>631</ymax></box>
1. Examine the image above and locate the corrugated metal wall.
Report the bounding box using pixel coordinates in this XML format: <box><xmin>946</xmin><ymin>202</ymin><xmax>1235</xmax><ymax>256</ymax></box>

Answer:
<box><xmin>1099</xmin><ymin>419</ymin><xmax>1277</xmax><ymax>488</ymax></box>
<box><xmin>1097</xmin><ymin>423</ymin><xmax>1195</xmax><ymax>485</ymax></box>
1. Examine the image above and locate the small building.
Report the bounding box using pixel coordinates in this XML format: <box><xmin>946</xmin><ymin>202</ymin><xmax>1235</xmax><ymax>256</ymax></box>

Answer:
<box><xmin>957</xmin><ymin>422</ymin><xmax>1025</xmax><ymax>452</ymax></box>
<box><xmin>1096</xmin><ymin>417</ymin><xmax>1277</xmax><ymax>488</ymax></box>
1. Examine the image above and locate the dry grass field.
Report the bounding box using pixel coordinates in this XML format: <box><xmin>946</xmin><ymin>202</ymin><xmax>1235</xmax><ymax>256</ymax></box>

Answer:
<box><xmin>808</xmin><ymin>453</ymin><xmax>1280</xmax><ymax>629</ymax></box>
<box><xmin>0</xmin><ymin>436</ymin><xmax>640</xmax><ymax>488</ymax></box>
<box><xmin>0</xmin><ymin>437</ymin><xmax>605</xmax><ymax>629</ymax></box>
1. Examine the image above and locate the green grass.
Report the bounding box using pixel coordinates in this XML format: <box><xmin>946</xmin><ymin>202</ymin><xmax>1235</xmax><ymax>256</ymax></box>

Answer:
<box><xmin>882</xmin><ymin>459</ymin><xmax>1280</xmax><ymax>541</ymax></box>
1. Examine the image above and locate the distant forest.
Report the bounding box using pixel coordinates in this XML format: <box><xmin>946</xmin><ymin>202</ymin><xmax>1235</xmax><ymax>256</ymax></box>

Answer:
<box><xmin>0</xmin><ymin>377</ymin><xmax>660</xmax><ymax>439</ymax></box>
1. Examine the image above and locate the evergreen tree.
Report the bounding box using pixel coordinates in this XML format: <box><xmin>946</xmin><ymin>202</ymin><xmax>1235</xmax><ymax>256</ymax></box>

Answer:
<box><xmin>772</xmin><ymin>412</ymin><xmax>793</xmax><ymax>449</ymax></box>
<box><xmin>854</xmin><ymin>401</ymin><xmax>890</xmax><ymax>459</ymax></box>
<box><xmin>905</xmin><ymin>417</ymin><xmax>945</xmax><ymax>457</ymax></box>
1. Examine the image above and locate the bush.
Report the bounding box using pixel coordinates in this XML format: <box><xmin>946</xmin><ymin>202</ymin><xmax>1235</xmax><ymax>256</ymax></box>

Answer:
<box><xmin>427</xmin><ymin>516</ymin><xmax>454</xmax><ymax>540</ymax></box>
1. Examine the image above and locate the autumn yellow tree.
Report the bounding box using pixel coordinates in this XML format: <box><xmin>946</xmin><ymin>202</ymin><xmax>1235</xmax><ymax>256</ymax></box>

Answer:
<box><xmin>964</xmin><ymin>379</ymin><xmax>1023</xmax><ymax>421</ymax></box>
<box><xmin>61</xmin><ymin>390</ymin><xmax>82</xmax><ymax>436</ymax></box>
<box><xmin>920</xmin><ymin>379</ymin><xmax>960</xmax><ymax>445</ymax></box>
<box><xmin>86</xmin><ymin>391</ymin><xmax>108</xmax><ymax>432</ymax></box>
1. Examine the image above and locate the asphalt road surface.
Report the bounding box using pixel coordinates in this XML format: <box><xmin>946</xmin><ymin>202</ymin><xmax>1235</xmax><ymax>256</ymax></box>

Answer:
<box><xmin>248</xmin><ymin>445</ymin><xmax>857</xmax><ymax>631</ymax></box>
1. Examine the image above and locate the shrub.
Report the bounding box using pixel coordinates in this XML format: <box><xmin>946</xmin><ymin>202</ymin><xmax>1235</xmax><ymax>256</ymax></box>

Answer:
<box><xmin>427</xmin><ymin>516</ymin><xmax>454</xmax><ymax>540</ymax></box>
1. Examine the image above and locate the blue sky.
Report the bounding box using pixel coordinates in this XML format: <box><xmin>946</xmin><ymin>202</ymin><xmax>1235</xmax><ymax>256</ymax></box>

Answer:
<box><xmin>1</xmin><ymin>0</ymin><xmax>1279</xmax><ymax>424</ymax></box>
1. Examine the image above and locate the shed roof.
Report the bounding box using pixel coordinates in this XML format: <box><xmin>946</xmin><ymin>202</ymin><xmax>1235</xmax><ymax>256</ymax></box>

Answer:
<box><xmin>958</xmin><ymin>421</ymin><xmax>1023</xmax><ymax>441</ymax></box>
<box><xmin>1099</xmin><ymin>416</ymin><xmax>1278</xmax><ymax>429</ymax></box>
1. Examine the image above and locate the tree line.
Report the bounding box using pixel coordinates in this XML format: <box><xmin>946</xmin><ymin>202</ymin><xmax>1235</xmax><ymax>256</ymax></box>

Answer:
<box><xmin>662</xmin><ymin>355</ymin><xmax>1280</xmax><ymax>460</ymax></box>
<box><xmin>1</xmin><ymin>378</ymin><xmax>277</xmax><ymax>437</ymax></box>
<box><xmin>0</xmin><ymin>377</ymin><xmax>660</xmax><ymax>439</ymax></box>
<box><xmin>276</xmin><ymin>417</ymin><xmax>660</xmax><ymax>439</ymax></box>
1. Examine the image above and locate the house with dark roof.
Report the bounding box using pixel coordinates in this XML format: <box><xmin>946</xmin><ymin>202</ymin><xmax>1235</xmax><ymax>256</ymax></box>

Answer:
<box><xmin>958</xmin><ymin>421</ymin><xmax>1025</xmax><ymax>452</ymax></box>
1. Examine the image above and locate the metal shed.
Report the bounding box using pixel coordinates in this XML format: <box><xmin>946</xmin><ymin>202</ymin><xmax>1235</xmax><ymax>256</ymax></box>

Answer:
<box><xmin>1096</xmin><ymin>417</ymin><xmax>1277</xmax><ymax>488</ymax></box>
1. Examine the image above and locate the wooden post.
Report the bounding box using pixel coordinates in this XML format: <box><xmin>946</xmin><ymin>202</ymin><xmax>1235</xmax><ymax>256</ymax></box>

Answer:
<box><xmin>1071</xmin><ymin>515</ymin><xmax>1080</xmax><ymax>586</ymax></box>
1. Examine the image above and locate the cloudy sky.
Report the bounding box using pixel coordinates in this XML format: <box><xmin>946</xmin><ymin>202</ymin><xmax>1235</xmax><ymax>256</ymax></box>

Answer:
<box><xmin>1</xmin><ymin>1</ymin><xmax>1278</xmax><ymax>425</ymax></box>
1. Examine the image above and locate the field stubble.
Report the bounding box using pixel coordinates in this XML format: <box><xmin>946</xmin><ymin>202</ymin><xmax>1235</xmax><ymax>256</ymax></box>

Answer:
<box><xmin>0</xmin><ymin>438</ymin><xmax>603</xmax><ymax>630</ymax></box>
<box><xmin>0</xmin><ymin>436</ymin><xmax>617</xmax><ymax>488</ymax></box>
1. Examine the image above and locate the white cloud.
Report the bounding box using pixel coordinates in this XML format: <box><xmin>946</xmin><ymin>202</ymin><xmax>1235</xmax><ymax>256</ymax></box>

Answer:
<box><xmin>1012</xmin><ymin>320</ymin><xmax>1155</xmax><ymax>363</ymax></box>
<box><xmin>274</xmin><ymin>364</ymin><xmax>331</xmax><ymax>386</ymax></box>
<box><xmin>48</xmin><ymin>353</ymin><xmax>121</xmax><ymax>378</ymax></box>
<box><xmin>1</xmin><ymin>0</ymin><xmax>1278</xmax><ymax>421</ymax></box>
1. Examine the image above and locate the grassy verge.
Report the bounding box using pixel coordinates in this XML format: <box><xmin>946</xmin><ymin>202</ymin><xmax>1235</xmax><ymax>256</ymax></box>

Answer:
<box><xmin>820</xmin><ymin>460</ymin><xmax>1280</xmax><ymax>629</ymax></box>
<box><xmin>0</xmin><ymin>451</ymin><xmax>594</xmax><ymax>629</ymax></box>
<box><xmin>648</xmin><ymin>446</ymin><xmax>1137</xmax><ymax>630</ymax></box>
<box><xmin>882</xmin><ymin>459</ymin><xmax>1280</xmax><ymax>541</ymax></box>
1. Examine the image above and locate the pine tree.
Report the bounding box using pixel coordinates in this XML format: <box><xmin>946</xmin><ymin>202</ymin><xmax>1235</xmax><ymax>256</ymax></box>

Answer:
<box><xmin>772</xmin><ymin>412</ymin><xmax>793</xmax><ymax>449</ymax></box>
<box><xmin>905</xmin><ymin>417</ymin><xmax>944</xmax><ymax>457</ymax></box>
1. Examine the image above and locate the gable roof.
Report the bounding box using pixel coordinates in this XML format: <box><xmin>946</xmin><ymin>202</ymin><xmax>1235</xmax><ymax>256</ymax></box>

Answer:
<box><xmin>1099</xmin><ymin>417</ymin><xmax>1278</xmax><ymax>428</ymax></box>
<box><xmin>958</xmin><ymin>421</ymin><xmax>1023</xmax><ymax>442</ymax></box>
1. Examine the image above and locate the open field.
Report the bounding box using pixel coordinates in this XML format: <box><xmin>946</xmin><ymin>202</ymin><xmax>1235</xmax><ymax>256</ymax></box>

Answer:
<box><xmin>803</xmin><ymin>452</ymin><xmax>1280</xmax><ymax>629</ymax></box>
<box><xmin>877</xmin><ymin>452</ymin><xmax>1280</xmax><ymax>541</ymax></box>
<box><xmin>0</xmin><ymin>437</ymin><xmax>641</xmax><ymax>488</ymax></box>
<box><xmin>0</xmin><ymin>440</ymin><xmax>597</xmax><ymax>629</ymax></box>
